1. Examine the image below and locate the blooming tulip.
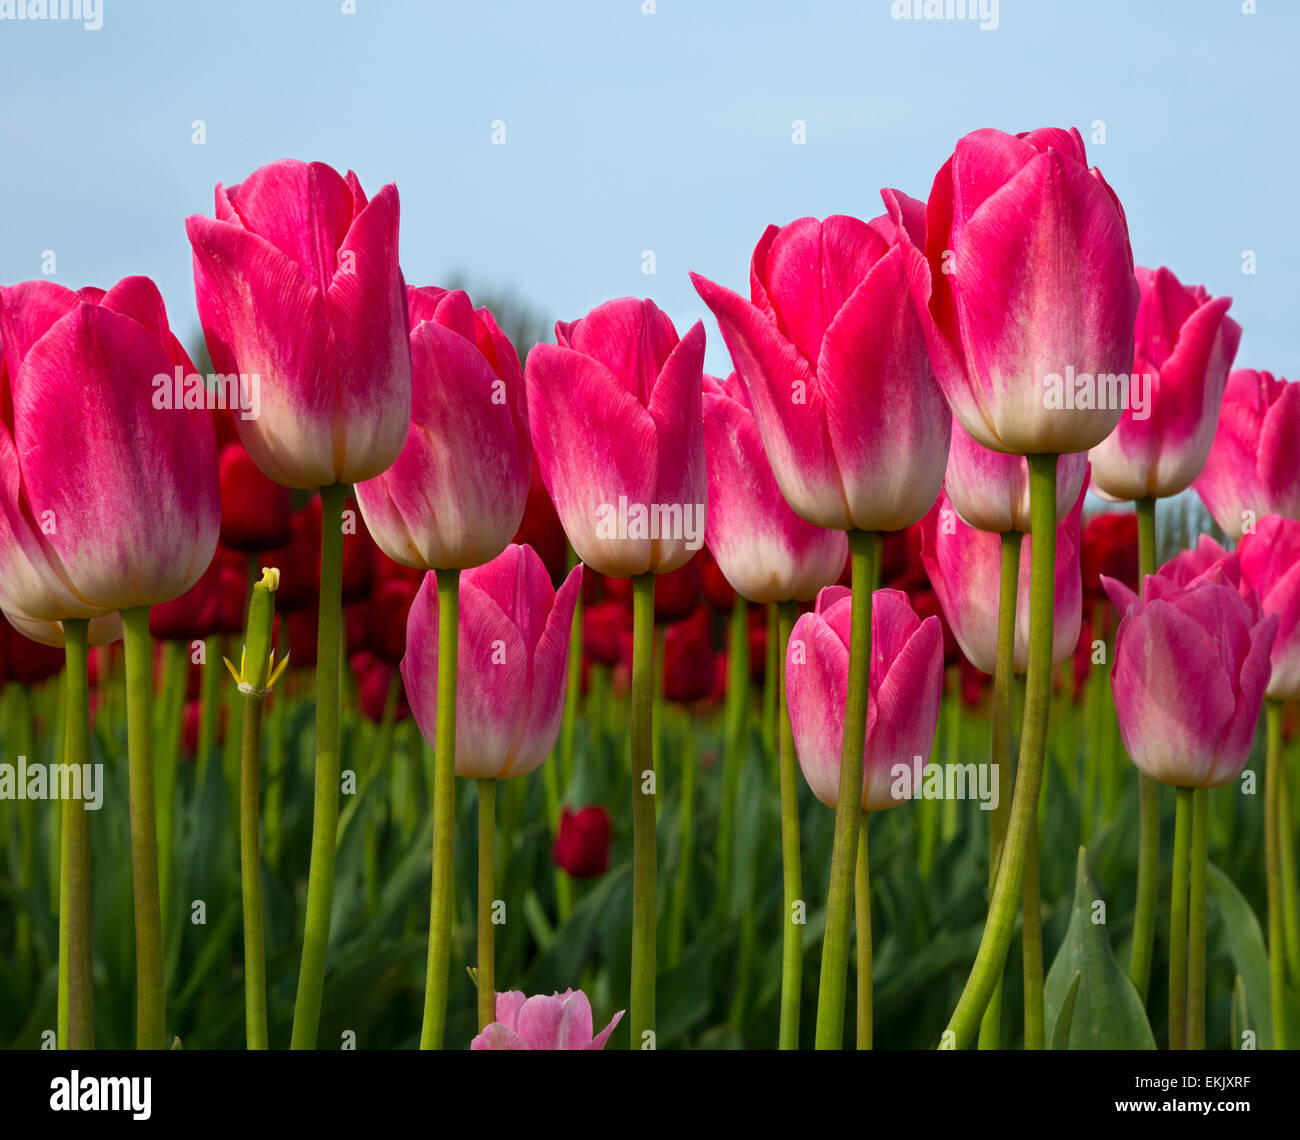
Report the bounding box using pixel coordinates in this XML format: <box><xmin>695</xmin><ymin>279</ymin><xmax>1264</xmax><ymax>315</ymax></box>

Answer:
<box><xmin>186</xmin><ymin>159</ymin><xmax>411</xmax><ymax>490</ymax></box>
<box><xmin>218</xmin><ymin>441</ymin><xmax>291</xmax><ymax>553</ymax></box>
<box><xmin>920</xmin><ymin>478</ymin><xmax>1087</xmax><ymax>675</ymax></box>
<box><xmin>554</xmin><ymin>806</ymin><xmax>612</xmax><ymax>879</ymax></box>
<box><xmin>903</xmin><ymin>126</ymin><xmax>1139</xmax><ymax>455</ymax></box>
<box><xmin>470</xmin><ymin>989</ymin><xmax>623</xmax><ymax>1050</ymax></box>
<box><xmin>1090</xmin><ymin>267</ymin><xmax>1240</xmax><ymax>501</ymax></box>
<box><xmin>692</xmin><ymin>194</ymin><xmax>949</xmax><ymax>532</ymax></box>
<box><xmin>403</xmin><ymin>544</ymin><xmax>582</xmax><ymax>779</ymax></box>
<box><xmin>701</xmin><ymin>372</ymin><xmax>848</xmax><ymax>601</ymax></box>
<box><xmin>662</xmin><ymin>605</ymin><xmax>716</xmax><ymax>703</ymax></box>
<box><xmin>356</xmin><ymin>287</ymin><xmax>531</xmax><ymax>571</ymax></box>
<box><xmin>525</xmin><ymin>298</ymin><xmax>706</xmax><ymax>577</ymax></box>
<box><xmin>1103</xmin><ymin>567</ymin><xmax>1275</xmax><ymax>788</ymax></box>
<box><xmin>1195</xmin><ymin>370</ymin><xmax>1300</xmax><ymax>539</ymax></box>
<box><xmin>1081</xmin><ymin>511</ymin><xmax>1138</xmax><ymax>606</ymax></box>
<box><xmin>1238</xmin><ymin>515</ymin><xmax>1300</xmax><ymax>701</ymax></box>
<box><xmin>786</xmin><ymin>587</ymin><xmax>943</xmax><ymax>812</ymax></box>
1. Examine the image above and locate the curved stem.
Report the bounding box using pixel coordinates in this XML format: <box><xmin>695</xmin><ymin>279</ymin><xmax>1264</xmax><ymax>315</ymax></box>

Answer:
<box><xmin>854</xmin><ymin>813</ymin><xmax>872</xmax><ymax>1050</ymax></box>
<box><xmin>1187</xmin><ymin>786</ymin><xmax>1209</xmax><ymax>1050</ymax></box>
<box><xmin>477</xmin><ymin>777</ymin><xmax>496</xmax><ymax>1031</ymax></box>
<box><xmin>58</xmin><ymin>618</ymin><xmax>93</xmax><ymax>1050</ymax></box>
<box><xmin>814</xmin><ymin>528</ymin><xmax>878</xmax><ymax>1049</ymax></box>
<box><xmin>777</xmin><ymin>601</ymin><xmax>802</xmax><ymax>1050</ymax></box>
<box><xmin>979</xmin><ymin>531</ymin><xmax>1020</xmax><ymax>1050</ymax></box>
<box><xmin>122</xmin><ymin>605</ymin><xmax>165</xmax><ymax>1049</ymax></box>
<box><xmin>630</xmin><ymin>572</ymin><xmax>657</xmax><ymax>1046</ymax></box>
<box><xmin>1169</xmin><ymin>785</ymin><xmax>1192</xmax><ymax>1050</ymax></box>
<box><xmin>940</xmin><ymin>454</ymin><xmax>1056</xmax><ymax>1050</ymax></box>
<box><xmin>290</xmin><ymin>481</ymin><xmax>347</xmax><ymax>1049</ymax></box>
<box><xmin>419</xmin><ymin>566</ymin><xmax>461</xmax><ymax>1049</ymax></box>
<box><xmin>1265</xmin><ymin>699</ymin><xmax>1287</xmax><ymax>1049</ymax></box>
<box><xmin>1129</xmin><ymin>495</ymin><xmax>1160</xmax><ymax>1000</ymax></box>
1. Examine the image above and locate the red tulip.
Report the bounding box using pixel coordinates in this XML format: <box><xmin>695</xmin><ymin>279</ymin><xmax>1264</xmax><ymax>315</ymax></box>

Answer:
<box><xmin>218</xmin><ymin>441</ymin><xmax>292</xmax><ymax>552</ymax></box>
<box><xmin>553</xmin><ymin>806</ymin><xmax>612</xmax><ymax>879</ymax></box>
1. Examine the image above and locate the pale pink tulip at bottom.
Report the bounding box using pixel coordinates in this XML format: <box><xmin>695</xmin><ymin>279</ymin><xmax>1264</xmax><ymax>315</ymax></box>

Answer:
<box><xmin>470</xmin><ymin>989</ymin><xmax>624</xmax><ymax>1050</ymax></box>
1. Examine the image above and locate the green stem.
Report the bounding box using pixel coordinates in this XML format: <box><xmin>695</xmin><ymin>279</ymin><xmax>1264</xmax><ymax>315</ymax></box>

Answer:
<box><xmin>1023</xmin><ymin>816</ymin><xmax>1044</xmax><ymax>1048</ymax></box>
<box><xmin>979</xmin><ymin>530</ymin><xmax>1020</xmax><ymax>1050</ymax></box>
<box><xmin>940</xmin><ymin>453</ymin><xmax>1056</xmax><ymax>1050</ymax></box>
<box><xmin>290</xmin><ymin>481</ymin><xmax>347</xmax><ymax>1049</ymax></box>
<box><xmin>1187</xmin><ymin>786</ymin><xmax>1209</xmax><ymax>1050</ymax></box>
<box><xmin>1129</xmin><ymin>495</ymin><xmax>1160</xmax><ymax>1000</ymax></box>
<box><xmin>814</xmin><ymin>528</ymin><xmax>878</xmax><ymax>1049</ymax></box>
<box><xmin>630</xmin><ymin>572</ymin><xmax>657</xmax><ymax>1047</ymax></box>
<box><xmin>419</xmin><ymin>566</ymin><xmax>461</xmax><ymax>1049</ymax></box>
<box><xmin>1265</xmin><ymin>699</ymin><xmax>1287</xmax><ymax>1049</ymax></box>
<box><xmin>239</xmin><ymin>691</ymin><xmax>268</xmax><ymax>1049</ymax></box>
<box><xmin>1169</xmin><ymin>784</ymin><xmax>1192</xmax><ymax>1050</ymax></box>
<box><xmin>777</xmin><ymin>601</ymin><xmax>802</xmax><ymax>1050</ymax></box>
<box><xmin>718</xmin><ymin>596</ymin><xmax>749</xmax><ymax>919</ymax></box>
<box><xmin>855</xmin><ymin>813</ymin><xmax>872</xmax><ymax>1049</ymax></box>
<box><xmin>477</xmin><ymin>777</ymin><xmax>496</xmax><ymax>1031</ymax></box>
<box><xmin>58</xmin><ymin>619</ymin><xmax>93</xmax><ymax>1050</ymax></box>
<box><xmin>122</xmin><ymin>606</ymin><xmax>165</xmax><ymax>1049</ymax></box>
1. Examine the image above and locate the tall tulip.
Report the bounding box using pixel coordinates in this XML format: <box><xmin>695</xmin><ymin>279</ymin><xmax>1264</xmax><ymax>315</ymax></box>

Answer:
<box><xmin>1195</xmin><ymin>370</ymin><xmax>1300</xmax><ymax>540</ymax></box>
<box><xmin>188</xmin><ymin>159</ymin><xmax>412</xmax><ymax>1049</ymax></box>
<box><xmin>692</xmin><ymin>192</ymin><xmax>948</xmax><ymax>1047</ymax></box>
<box><xmin>404</xmin><ymin>543</ymin><xmax>581</xmax><ymax>1033</ymax></box>
<box><xmin>526</xmin><ymin>297</ymin><xmax>706</xmax><ymax>1045</ymax></box>
<box><xmin>0</xmin><ymin>276</ymin><xmax>219</xmax><ymax>1050</ymax></box>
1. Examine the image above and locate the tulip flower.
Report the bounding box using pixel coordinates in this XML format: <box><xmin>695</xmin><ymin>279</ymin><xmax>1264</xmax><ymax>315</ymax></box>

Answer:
<box><xmin>404</xmin><ymin>543</ymin><xmax>581</xmax><ymax>1030</ymax></box>
<box><xmin>1081</xmin><ymin>512</ymin><xmax>1139</xmax><ymax>616</ymax></box>
<box><xmin>186</xmin><ymin>159</ymin><xmax>411</xmax><ymax>491</ymax></box>
<box><xmin>471</xmin><ymin>990</ymin><xmax>623</xmax><ymax>1051</ymax></box>
<box><xmin>1238</xmin><ymin>517</ymin><xmax>1300</xmax><ymax>702</ymax></box>
<box><xmin>1104</xmin><ymin>561</ymin><xmax>1277</xmax><ymax>1049</ymax></box>
<box><xmin>149</xmin><ymin>546</ymin><xmax>247</xmax><ymax>643</ymax></box>
<box><xmin>218</xmin><ymin>441</ymin><xmax>292</xmax><ymax>554</ymax></box>
<box><xmin>554</xmin><ymin>806</ymin><xmax>612</xmax><ymax>879</ymax></box>
<box><xmin>1089</xmin><ymin>267</ymin><xmax>1240</xmax><ymax>502</ymax></box>
<box><xmin>662</xmin><ymin>605</ymin><xmax>716</xmax><ymax>704</ymax></box>
<box><xmin>1196</xmin><ymin>370</ymin><xmax>1300</xmax><ymax>540</ymax></box>
<box><xmin>526</xmin><ymin>297</ymin><xmax>706</xmax><ymax>1044</ymax></box>
<box><xmin>512</xmin><ymin>456</ymin><xmax>569</xmax><ymax>580</ymax></box>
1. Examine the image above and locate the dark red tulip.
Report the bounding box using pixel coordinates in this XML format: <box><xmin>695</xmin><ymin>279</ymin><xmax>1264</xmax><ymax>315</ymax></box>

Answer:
<box><xmin>0</xmin><ymin>619</ymin><xmax>64</xmax><ymax>685</ymax></box>
<box><xmin>663</xmin><ymin>606</ymin><xmax>715</xmax><ymax>703</ymax></box>
<box><xmin>554</xmin><ymin>805</ymin><xmax>611</xmax><ymax>879</ymax></box>
<box><xmin>699</xmin><ymin>547</ymin><xmax>736</xmax><ymax>613</ymax></box>
<box><xmin>1081</xmin><ymin>512</ymin><xmax>1139</xmax><ymax>604</ymax></box>
<box><xmin>149</xmin><ymin>545</ymin><xmax>248</xmax><ymax>642</ymax></box>
<box><xmin>262</xmin><ymin>504</ymin><xmax>321</xmax><ymax>612</ymax></box>
<box><xmin>584</xmin><ymin>599</ymin><xmax>631</xmax><ymax>667</ymax></box>
<box><xmin>353</xmin><ymin>651</ymin><xmax>409</xmax><ymax>723</ymax></box>
<box><xmin>512</xmin><ymin>456</ymin><xmax>568</xmax><ymax>581</ymax></box>
<box><xmin>369</xmin><ymin>558</ymin><xmax>424</xmax><ymax>666</ymax></box>
<box><xmin>218</xmin><ymin>441</ymin><xmax>292</xmax><ymax>553</ymax></box>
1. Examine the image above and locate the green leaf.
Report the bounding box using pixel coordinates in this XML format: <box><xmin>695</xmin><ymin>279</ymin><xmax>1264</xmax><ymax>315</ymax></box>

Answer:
<box><xmin>1050</xmin><ymin>971</ymin><xmax>1081</xmax><ymax>1050</ymax></box>
<box><xmin>1044</xmin><ymin>847</ymin><xmax>1155</xmax><ymax>1049</ymax></box>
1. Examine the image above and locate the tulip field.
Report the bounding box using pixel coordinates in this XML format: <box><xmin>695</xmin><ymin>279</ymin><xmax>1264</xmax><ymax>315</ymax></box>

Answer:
<box><xmin>1</xmin><ymin>8</ymin><xmax>1298</xmax><ymax>1104</ymax></box>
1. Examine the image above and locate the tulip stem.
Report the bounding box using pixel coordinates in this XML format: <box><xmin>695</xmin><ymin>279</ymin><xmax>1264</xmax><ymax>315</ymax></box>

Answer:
<box><xmin>122</xmin><ymin>606</ymin><xmax>165</xmax><ymax>1049</ymax></box>
<box><xmin>979</xmin><ymin>531</ymin><xmax>1021</xmax><ymax>1050</ymax></box>
<box><xmin>290</xmin><ymin>481</ymin><xmax>347</xmax><ymax>1049</ymax></box>
<box><xmin>58</xmin><ymin>618</ymin><xmax>93</xmax><ymax>1050</ymax></box>
<box><xmin>855</xmin><ymin>813</ymin><xmax>872</xmax><ymax>1050</ymax></box>
<box><xmin>420</xmin><ymin>567</ymin><xmax>461</xmax><ymax>1049</ymax></box>
<box><xmin>1187</xmin><ymin>786</ymin><xmax>1209</xmax><ymax>1050</ymax></box>
<box><xmin>940</xmin><ymin>454</ymin><xmax>1056</xmax><ymax>1050</ymax></box>
<box><xmin>239</xmin><ymin>681</ymin><xmax>269</xmax><ymax>1049</ymax></box>
<box><xmin>630</xmin><ymin>572</ymin><xmax>657</xmax><ymax>1047</ymax></box>
<box><xmin>477</xmin><ymin>778</ymin><xmax>496</xmax><ymax>1031</ymax></box>
<box><xmin>777</xmin><ymin>600</ymin><xmax>802</xmax><ymax>1050</ymax></box>
<box><xmin>1169</xmin><ymin>784</ymin><xmax>1192</xmax><ymax>1049</ymax></box>
<box><xmin>814</xmin><ymin>528</ymin><xmax>878</xmax><ymax>1049</ymax></box>
<box><xmin>1265</xmin><ymin>698</ymin><xmax>1288</xmax><ymax>1049</ymax></box>
<box><xmin>1129</xmin><ymin>495</ymin><xmax>1160</xmax><ymax>1001</ymax></box>
<box><xmin>718</xmin><ymin>596</ymin><xmax>749</xmax><ymax>920</ymax></box>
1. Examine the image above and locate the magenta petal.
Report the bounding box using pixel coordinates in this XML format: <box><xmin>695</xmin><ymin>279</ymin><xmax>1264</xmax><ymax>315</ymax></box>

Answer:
<box><xmin>587</xmin><ymin>1008</ymin><xmax>625</xmax><ymax>1051</ymax></box>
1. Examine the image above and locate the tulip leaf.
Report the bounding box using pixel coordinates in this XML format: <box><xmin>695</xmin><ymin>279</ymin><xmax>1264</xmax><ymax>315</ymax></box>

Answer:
<box><xmin>1044</xmin><ymin>846</ymin><xmax>1155</xmax><ymax>1049</ymax></box>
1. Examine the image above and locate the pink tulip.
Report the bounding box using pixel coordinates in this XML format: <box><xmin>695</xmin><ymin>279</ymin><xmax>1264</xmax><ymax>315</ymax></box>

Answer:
<box><xmin>786</xmin><ymin>586</ymin><xmax>943</xmax><ymax>812</ymax></box>
<box><xmin>691</xmin><ymin>192</ymin><xmax>949</xmax><ymax>532</ymax></box>
<box><xmin>525</xmin><ymin>298</ymin><xmax>706</xmax><ymax>577</ymax></box>
<box><xmin>1158</xmin><ymin>533</ymin><xmax>1241</xmax><ymax>590</ymax></box>
<box><xmin>1195</xmin><ymin>370</ymin><xmax>1300</xmax><ymax>540</ymax></box>
<box><xmin>1103</xmin><ymin>564</ymin><xmax>1276</xmax><ymax>788</ymax></box>
<box><xmin>1090</xmin><ymin>266</ymin><xmax>1241</xmax><ymax>501</ymax></box>
<box><xmin>0</xmin><ymin>278</ymin><xmax>219</xmax><ymax>620</ymax></box>
<box><xmin>402</xmin><ymin>544</ymin><xmax>582</xmax><ymax>779</ymax></box>
<box><xmin>355</xmin><ymin>287</ymin><xmax>531</xmax><ymax>570</ymax></box>
<box><xmin>4</xmin><ymin>610</ymin><xmax>123</xmax><ymax>649</ymax></box>
<box><xmin>944</xmin><ymin>414</ymin><xmax>1088</xmax><ymax>533</ymax></box>
<box><xmin>902</xmin><ymin>126</ymin><xmax>1139</xmax><ymax>455</ymax></box>
<box><xmin>919</xmin><ymin>477</ymin><xmax>1087</xmax><ymax>675</ymax></box>
<box><xmin>1238</xmin><ymin>515</ymin><xmax>1300</xmax><ymax>701</ymax></box>
<box><xmin>186</xmin><ymin>159</ymin><xmax>411</xmax><ymax>490</ymax></box>
<box><xmin>701</xmin><ymin>372</ymin><xmax>847</xmax><ymax>602</ymax></box>
<box><xmin>470</xmin><ymin>989</ymin><xmax>623</xmax><ymax>1050</ymax></box>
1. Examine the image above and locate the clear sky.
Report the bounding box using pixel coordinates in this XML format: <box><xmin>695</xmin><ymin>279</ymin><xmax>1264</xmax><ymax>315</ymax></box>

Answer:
<box><xmin>1</xmin><ymin>0</ymin><xmax>1296</xmax><ymax>379</ymax></box>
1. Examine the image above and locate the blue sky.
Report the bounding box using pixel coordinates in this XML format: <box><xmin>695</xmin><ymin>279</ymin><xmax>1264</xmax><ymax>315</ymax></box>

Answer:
<box><xmin>1</xmin><ymin>0</ymin><xmax>1296</xmax><ymax>378</ymax></box>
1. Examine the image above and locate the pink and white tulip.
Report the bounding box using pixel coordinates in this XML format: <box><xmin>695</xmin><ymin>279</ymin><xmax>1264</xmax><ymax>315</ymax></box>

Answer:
<box><xmin>186</xmin><ymin>159</ymin><xmax>411</xmax><ymax>489</ymax></box>
<box><xmin>786</xmin><ymin>587</ymin><xmax>943</xmax><ymax>812</ymax></box>
<box><xmin>1090</xmin><ymin>266</ymin><xmax>1241</xmax><ymax>501</ymax></box>
<box><xmin>402</xmin><ymin>544</ymin><xmax>582</xmax><ymax>779</ymax></box>
<box><xmin>701</xmin><ymin>372</ymin><xmax>847</xmax><ymax>602</ymax></box>
<box><xmin>1238</xmin><ymin>515</ymin><xmax>1300</xmax><ymax>701</ymax></box>
<box><xmin>470</xmin><ymin>989</ymin><xmax>623</xmax><ymax>1050</ymax></box>
<box><xmin>356</xmin><ymin>287</ymin><xmax>531</xmax><ymax>570</ymax></box>
<box><xmin>691</xmin><ymin>192</ymin><xmax>949</xmax><ymax>533</ymax></box>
